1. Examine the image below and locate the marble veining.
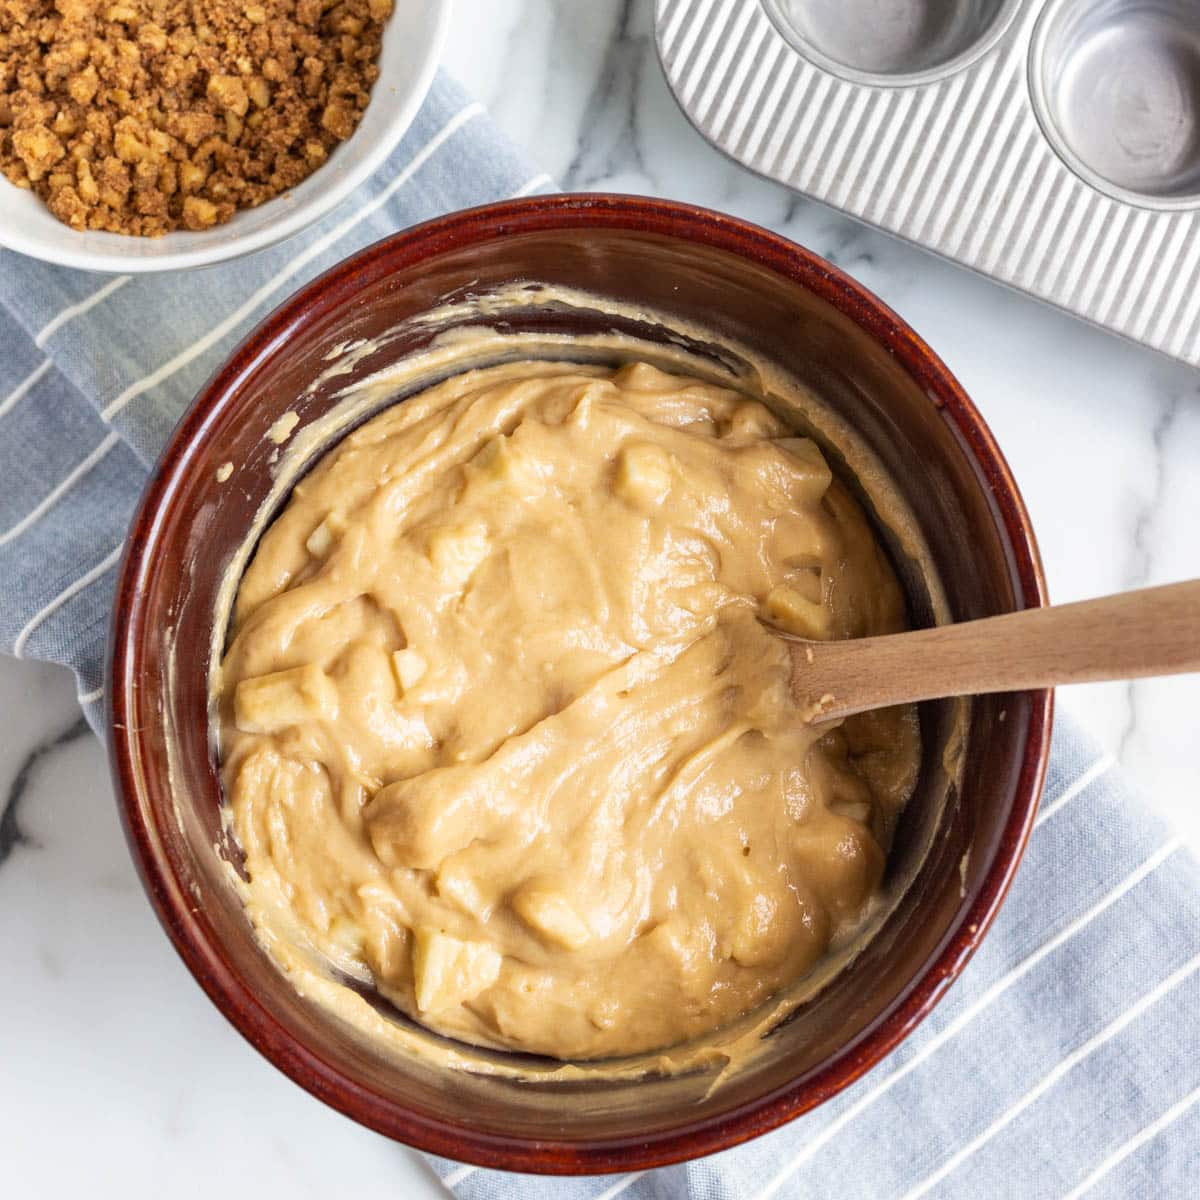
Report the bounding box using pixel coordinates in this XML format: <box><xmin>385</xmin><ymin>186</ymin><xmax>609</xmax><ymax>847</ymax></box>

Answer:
<box><xmin>564</xmin><ymin>0</ymin><xmax>647</xmax><ymax>189</ymax></box>
<box><xmin>0</xmin><ymin>715</ymin><xmax>88</xmax><ymax>868</ymax></box>
<box><xmin>2</xmin><ymin>1</ymin><xmax>1198</xmax><ymax>1195</ymax></box>
<box><xmin>1119</xmin><ymin>389</ymin><xmax>1184</xmax><ymax>760</ymax></box>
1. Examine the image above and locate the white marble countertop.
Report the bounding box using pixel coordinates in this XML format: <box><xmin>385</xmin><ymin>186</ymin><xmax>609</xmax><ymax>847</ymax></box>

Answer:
<box><xmin>3</xmin><ymin>3</ymin><xmax>1198</xmax><ymax>1195</ymax></box>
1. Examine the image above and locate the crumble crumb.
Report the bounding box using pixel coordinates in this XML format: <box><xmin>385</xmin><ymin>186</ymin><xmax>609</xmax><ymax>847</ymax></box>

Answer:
<box><xmin>0</xmin><ymin>0</ymin><xmax>392</xmax><ymax>236</ymax></box>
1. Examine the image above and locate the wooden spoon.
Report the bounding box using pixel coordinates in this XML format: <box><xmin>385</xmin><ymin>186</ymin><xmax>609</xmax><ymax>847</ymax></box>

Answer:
<box><xmin>782</xmin><ymin>579</ymin><xmax>1200</xmax><ymax>723</ymax></box>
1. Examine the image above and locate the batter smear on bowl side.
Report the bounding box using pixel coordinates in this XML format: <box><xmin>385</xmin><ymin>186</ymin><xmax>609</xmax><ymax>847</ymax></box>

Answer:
<box><xmin>218</xmin><ymin>360</ymin><xmax>920</xmax><ymax>1060</ymax></box>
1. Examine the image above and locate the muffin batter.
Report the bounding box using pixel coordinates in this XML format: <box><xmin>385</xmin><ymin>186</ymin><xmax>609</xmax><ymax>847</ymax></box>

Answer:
<box><xmin>218</xmin><ymin>360</ymin><xmax>920</xmax><ymax>1060</ymax></box>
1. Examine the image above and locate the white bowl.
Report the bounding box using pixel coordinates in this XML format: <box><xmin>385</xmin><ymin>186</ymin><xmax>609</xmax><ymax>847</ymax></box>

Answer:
<box><xmin>0</xmin><ymin>1</ymin><xmax>449</xmax><ymax>273</ymax></box>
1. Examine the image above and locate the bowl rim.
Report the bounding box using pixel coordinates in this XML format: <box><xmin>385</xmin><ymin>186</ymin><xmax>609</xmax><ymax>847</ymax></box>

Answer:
<box><xmin>107</xmin><ymin>193</ymin><xmax>1053</xmax><ymax>1174</ymax></box>
<box><xmin>0</xmin><ymin>1</ymin><xmax>449</xmax><ymax>274</ymax></box>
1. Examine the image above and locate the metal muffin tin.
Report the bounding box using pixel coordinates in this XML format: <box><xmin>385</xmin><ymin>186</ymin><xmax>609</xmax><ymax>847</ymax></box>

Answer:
<box><xmin>655</xmin><ymin>0</ymin><xmax>1200</xmax><ymax>366</ymax></box>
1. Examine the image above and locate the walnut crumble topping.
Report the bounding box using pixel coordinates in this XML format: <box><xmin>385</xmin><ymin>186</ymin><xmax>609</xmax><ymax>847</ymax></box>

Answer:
<box><xmin>0</xmin><ymin>0</ymin><xmax>392</xmax><ymax>236</ymax></box>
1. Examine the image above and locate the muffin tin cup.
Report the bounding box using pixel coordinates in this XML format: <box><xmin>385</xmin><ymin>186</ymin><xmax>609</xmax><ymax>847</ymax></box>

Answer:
<box><xmin>1029</xmin><ymin>0</ymin><xmax>1200</xmax><ymax>210</ymax></box>
<box><xmin>657</xmin><ymin>0</ymin><xmax>1200</xmax><ymax>366</ymax></box>
<box><xmin>763</xmin><ymin>0</ymin><xmax>1024</xmax><ymax>87</ymax></box>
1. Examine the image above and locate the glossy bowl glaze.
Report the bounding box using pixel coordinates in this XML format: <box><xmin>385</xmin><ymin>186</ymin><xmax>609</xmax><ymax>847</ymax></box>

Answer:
<box><xmin>108</xmin><ymin>195</ymin><xmax>1051</xmax><ymax>1173</ymax></box>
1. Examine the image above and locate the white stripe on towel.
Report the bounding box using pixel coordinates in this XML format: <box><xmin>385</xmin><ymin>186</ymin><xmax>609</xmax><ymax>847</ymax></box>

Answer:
<box><xmin>898</xmin><ymin>948</ymin><xmax>1200</xmax><ymax>1200</ymax></box>
<box><xmin>13</xmin><ymin>542</ymin><xmax>124</xmax><ymax>658</ymax></box>
<box><xmin>1062</xmin><ymin>1080</ymin><xmax>1200</xmax><ymax>1199</ymax></box>
<box><xmin>0</xmin><ymin>277</ymin><xmax>133</xmax><ymax>420</ymax></box>
<box><xmin>1034</xmin><ymin>754</ymin><xmax>1118</xmax><ymax>828</ymax></box>
<box><xmin>1</xmin><ymin>277</ymin><xmax>133</xmax><ymax>421</ymax></box>
<box><xmin>0</xmin><ymin>432</ymin><xmax>120</xmax><ymax>548</ymax></box>
<box><xmin>751</xmin><ymin>836</ymin><xmax>1184</xmax><ymax>1199</ymax></box>
<box><xmin>35</xmin><ymin>275</ymin><xmax>131</xmax><ymax>346</ymax></box>
<box><xmin>442</xmin><ymin>1164</ymin><xmax>478</xmax><ymax>1189</ymax></box>
<box><xmin>101</xmin><ymin>103</ymin><xmax>485</xmax><ymax>422</ymax></box>
<box><xmin>0</xmin><ymin>360</ymin><xmax>51</xmax><ymax>420</ymax></box>
<box><xmin>77</xmin><ymin>686</ymin><xmax>104</xmax><ymax>706</ymax></box>
<box><xmin>593</xmin><ymin>1172</ymin><xmax>648</xmax><ymax>1200</ymax></box>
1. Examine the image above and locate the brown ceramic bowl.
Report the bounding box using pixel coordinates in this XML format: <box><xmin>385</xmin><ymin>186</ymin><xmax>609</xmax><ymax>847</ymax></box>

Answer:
<box><xmin>107</xmin><ymin>195</ymin><xmax>1051</xmax><ymax>1174</ymax></box>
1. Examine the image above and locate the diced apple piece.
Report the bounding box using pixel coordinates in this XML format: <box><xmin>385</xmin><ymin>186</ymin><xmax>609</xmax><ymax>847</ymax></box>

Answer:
<box><xmin>775</xmin><ymin>437</ymin><xmax>834</xmax><ymax>503</ymax></box>
<box><xmin>612</xmin><ymin>362</ymin><xmax>673</xmax><ymax>391</ymax></box>
<box><xmin>327</xmin><ymin>914</ymin><xmax>365</xmax><ymax>957</ymax></box>
<box><xmin>474</xmin><ymin>435</ymin><xmax>530</xmax><ymax>486</ymax></box>
<box><xmin>831</xmin><ymin>800</ymin><xmax>872</xmax><ymax>824</ymax></box>
<box><xmin>513</xmin><ymin>886</ymin><xmax>591</xmax><ymax>950</ymax></box>
<box><xmin>391</xmin><ymin>648</ymin><xmax>428</xmax><ymax>693</ymax></box>
<box><xmin>435</xmin><ymin>859</ymin><xmax>491</xmax><ymax>920</ymax></box>
<box><xmin>724</xmin><ymin>400</ymin><xmax>778</xmax><ymax>439</ymax></box>
<box><xmin>305</xmin><ymin>511</ymin><xmax>346</xmax><ymax>558</ymax></box>
<box><xmin>234</xmin><ymin>664</ymin><xmax>337</xmax><ymax>733</ymax></box>
<box><xmin>614</xmin><ymin>442</ymin><xmax>673</xmax><ymax>506</ymax></box>
<box><xmin>730</xmin><ymin>892</ymin><xmax>785</xmax><ymax>968</ymax></box>
<box><xmin>764</xmin><ymin>585</ymin><xmax>831</xmax><ymax>640</ymax></box>
<box><xmin>644</xmin><ymin>919</ymin><xmax>712</xmax><ymax>999</ymax></box>
<box><xmin>411</xmin><ymin>928</ymin><xmax>501</xmax><ymax>1014</ymax></box>
<box><xmin>427</xmin><ymin>521</ymin><xmax>490</xmax><ymax>587</ymax></box>
<box><xmin>461</xmin><ymin>435</ymin><xmax>545</xmax><ymax>505</ymax></box>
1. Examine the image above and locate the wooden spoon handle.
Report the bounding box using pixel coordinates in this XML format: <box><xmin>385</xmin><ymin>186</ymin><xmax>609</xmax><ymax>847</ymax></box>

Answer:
<box><xmin>789</xmin><ymin>579</ymin><xmax>1200</xmax><ymax>722</ymax></box>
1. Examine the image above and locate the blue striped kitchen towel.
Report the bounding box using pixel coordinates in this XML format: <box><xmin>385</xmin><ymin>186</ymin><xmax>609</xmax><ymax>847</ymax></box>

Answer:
<box><xmin>1</xmin><ymin>70</ymin><xmax>1197</xmax><ymax>1200</ymax></box>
